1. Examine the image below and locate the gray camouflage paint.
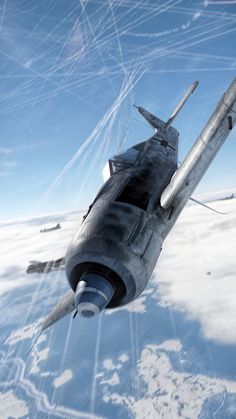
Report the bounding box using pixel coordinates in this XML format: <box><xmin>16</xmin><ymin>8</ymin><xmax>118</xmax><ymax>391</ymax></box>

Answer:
<box><xmin>37</xmin><ymin>77</ymin><xmax>236</xmax><ymax>335</ymax></box>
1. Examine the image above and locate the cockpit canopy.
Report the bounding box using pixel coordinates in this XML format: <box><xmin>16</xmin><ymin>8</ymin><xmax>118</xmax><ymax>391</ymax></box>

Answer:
<box><xmin>103</xmin><ymin>146</ymin><xmax>139</xmax><ymax>182</ymax></box>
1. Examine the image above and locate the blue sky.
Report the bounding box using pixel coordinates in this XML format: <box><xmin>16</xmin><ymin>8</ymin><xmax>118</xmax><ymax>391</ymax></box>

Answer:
<box><xmin>0</xmin><ymin>0</ymin><xmax>236</xmax><ymax>219</ymax></box>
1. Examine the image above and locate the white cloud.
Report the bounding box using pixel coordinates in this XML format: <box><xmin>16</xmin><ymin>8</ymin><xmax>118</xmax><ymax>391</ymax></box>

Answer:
<box><xmin>101</xmin><ymin>371</ymin><xmax>120</xmax><ymax>386</ymax></box>
<box><xmin>106</xmin><ymin>295</ymin><xmax>147</xmax><ymax>316</ymax></box>
<box><xmin>193</xmin><ymin>12</ymin><xmax>202</xmax><ymax>20</ymax></box>
<box><xmin>6</xmin><ymin>320</ymin><xmax>42</xmax><ymax>345</ymax></box>
<box><xmin>30</xmin><ymin>347</ymin><xmax>50</xmax><ymax>374</ymax></box>
<box><xmin>154</xmin><ymin>198</ymin><xmax>236</xmax><ymax>344</ymax></box>
<box><xmin>100</xmin><ymin>342</ymin><xmax>236</xmax><ymax>418</ymax></box>
<box><xmin>53</xmin><ymin>369</ymin><xmax>73</xmax><ymax>388</ymax></box>
<box><xmin>103</xmin><ymin>358</ymin><xmax>117</xmax><ymax>371</ymax></box>
<box><xmin>156</xmin><ymin>339</ymin><xmax>182</xmax><ymax>352</ymax></box>
<box><xmin>0</xmin><ymin>391</ymin><xmax>29</xmax><ymax>419</ymax></box>
<box><xmin>118</xmin><ymin>353</ymin><xmax>129</xmax><ymax>363</ymax></box>
<box><xmin>0</xmin><ymin>211</ymin><xmax>82</xmax><ymax>297</ymax></box>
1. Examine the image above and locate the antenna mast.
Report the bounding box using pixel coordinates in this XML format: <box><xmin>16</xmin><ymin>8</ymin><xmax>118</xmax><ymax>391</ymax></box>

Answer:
<box><xmin>166</xmin><ymin>81</ymin><xmax>199</xmax><ymax>130</ymax></box>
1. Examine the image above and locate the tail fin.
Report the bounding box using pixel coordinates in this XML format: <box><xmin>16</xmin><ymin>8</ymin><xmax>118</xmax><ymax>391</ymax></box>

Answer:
<box><xmin>134</xmin><ymin>80</ymin><xmax>198</xmax><ymax>132</ymax></box>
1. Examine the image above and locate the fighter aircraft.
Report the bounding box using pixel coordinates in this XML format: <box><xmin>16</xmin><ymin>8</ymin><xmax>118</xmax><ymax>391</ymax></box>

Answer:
<box><xmin>28</xmin><ymin>77</ymin><xmax>236</xmax><ymax>352</ymax></box>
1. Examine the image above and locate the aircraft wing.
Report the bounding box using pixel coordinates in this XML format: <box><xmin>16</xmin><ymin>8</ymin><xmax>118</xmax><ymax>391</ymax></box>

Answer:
<box><xmin>160</xmin><ymin>77</ymin><xmax>236</xmax><ymax>210</ymax></box>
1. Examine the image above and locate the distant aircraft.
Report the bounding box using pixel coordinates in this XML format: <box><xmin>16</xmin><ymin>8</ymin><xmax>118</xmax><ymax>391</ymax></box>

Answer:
<box><xmin>40</xmin><ymin>223</ymin><xmax>61</xmax><ymax>233</ymax></box>
<box><xmin>28</xmin><ymin>77</ymin><xmax>236</xmax><ymax>353</ymax></box>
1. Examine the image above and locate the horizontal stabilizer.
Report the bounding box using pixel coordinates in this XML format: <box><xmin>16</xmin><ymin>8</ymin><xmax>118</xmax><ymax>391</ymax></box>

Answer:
<box><xmin>160</xmin><ymin>77</ymin><xmax>236</xmax><ymax>210</ymax></box>
<box><xmin>134</xmin><ymin>104</ymin><xmax>165</xmax><ymax>131</ymax></box>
